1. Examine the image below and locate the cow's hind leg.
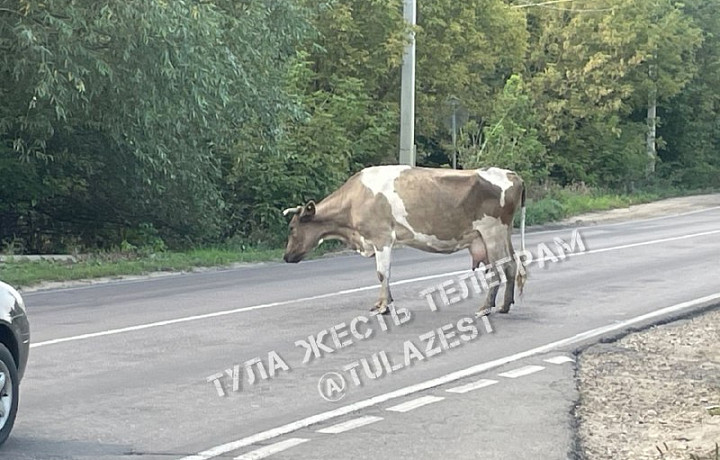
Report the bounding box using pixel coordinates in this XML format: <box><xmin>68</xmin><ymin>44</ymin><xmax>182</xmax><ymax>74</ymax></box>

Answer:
<box><xmin>497</xmin><ymin>233</ymin><xmax>519</xmax><ymax>314</ymax></box>
<box><xmin>497</xmin><ymin>255</ymin><xmax>517</xmax><ymax>314</ymax></box>
<box><xmin>371</xmin><ymin>245</ymin><xmax>393</xmax><ymax>315</ymax></box>
<box><xmin>470</xmin><ymin>235</ymin><xmax>494</xmax><ymax>316</ymax></box>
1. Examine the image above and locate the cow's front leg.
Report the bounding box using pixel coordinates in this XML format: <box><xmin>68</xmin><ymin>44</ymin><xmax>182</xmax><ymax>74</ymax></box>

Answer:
<box><xmin>371</xmin><ymin>246</ymin><xmax>393</xmax><ymax>315</ymax></box>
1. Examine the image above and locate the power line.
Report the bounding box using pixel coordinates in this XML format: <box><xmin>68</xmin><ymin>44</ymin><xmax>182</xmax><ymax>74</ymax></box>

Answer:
<box><xmin>512</xmin><ymin>0</ymin><xmax>577</xmax><ymax>7</ymax></box>
<box><xmin>534</xmin><ymin>5</ymin><xmax>615</xmax><ymax>12</ymax></box>
<box><xmin>512</xmin><ymin>0</ymin><xmax>614</xmax><ymax>12</ymax></box>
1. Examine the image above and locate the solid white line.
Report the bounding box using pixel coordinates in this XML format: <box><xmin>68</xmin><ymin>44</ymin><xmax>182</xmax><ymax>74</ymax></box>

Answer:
<box><xmin>498</xmin><ymin>365</ymin><xmax>545</xmax><ymax>379</ymax></box>
<box><xmin>177</xmin><ymin>292</ymin><xmax>720</xmax><ymax>460</ymax></box>
<box><xmin>316</xmin><ymin>416</ymin><xmax>383</xmax><ymax>434</ymax></box>
<box><xmin>580</xmin><ymin>229</ymin><xmax>720</xmax><ymax>257</ymax></box>
<box><xmin>446</xmin><ymin>379</ymin><xmax>498</xmax><ymax>394</ymax></box>
<box><xmin>33</xmin><ymin>230</ymin><xmax>720</xmax><ymax>349</ymax></box>
<box><xmin>530</xmin><ymin>229</ymin><xmax>720</xmax><ymax>267</ymax></box>
<box><xmin>233</xmin><ymin>438</ymin><xmax>309</xmax><ymax>460</ymax></box>
<box><xmin>386</xmin><ymin>395</ymin><xmax>445</xmax><ymax>413</ymax></box>
<box><xmin>544</xmin><ymin>356</ymin><xmax>574</xmax><ymax>365</ymax></box>
<box><xmin>527</xmin><ymin>204</ymin><xmax>720</xmax><ymax>236</ymax></box>
<box><xmin>29</xmin><ymin>271</ymin><xmax>461</xmax><ymax>349</ymax></box>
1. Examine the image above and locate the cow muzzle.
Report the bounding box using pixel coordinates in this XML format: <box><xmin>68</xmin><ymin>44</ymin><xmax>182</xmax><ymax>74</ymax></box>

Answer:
<box><xmin>283</xmin><ymin>253</ymin><xmax>301</xmax><ymax>263</ymax></box>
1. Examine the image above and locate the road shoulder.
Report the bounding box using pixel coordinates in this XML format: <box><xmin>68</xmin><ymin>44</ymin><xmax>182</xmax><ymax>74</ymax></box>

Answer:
<box><xmin>576</xmin><ymin>307</ymin><xmax>720</xmax><ymax>459</ymax></box>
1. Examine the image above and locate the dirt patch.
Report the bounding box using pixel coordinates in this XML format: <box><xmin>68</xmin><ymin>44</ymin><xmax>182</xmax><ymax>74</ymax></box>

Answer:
<box><xmin>560</xmin><ymin>194</ymin><xmax>720</xmax><ymax>226</ymax></box>
<box><xmin>577</xmin><ymin>308</ymin><xmax>720</xmax><ymax>459</ymax></box>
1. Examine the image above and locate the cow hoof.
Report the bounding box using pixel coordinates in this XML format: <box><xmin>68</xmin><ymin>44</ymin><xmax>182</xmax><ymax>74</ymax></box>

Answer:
<box><xmin>497</xmin><ymin>305</ymin><xmax>511</xmax><ymax>314</ymax></box>
<box><xmin>475</xmin><ymin>308</ymin><xmax>492</xmax><ymax>318</ymax></box>
<box><xmin>371</xmin><ymin>303</ymin><xmax>391</xmax><ymax>315</ymax></box>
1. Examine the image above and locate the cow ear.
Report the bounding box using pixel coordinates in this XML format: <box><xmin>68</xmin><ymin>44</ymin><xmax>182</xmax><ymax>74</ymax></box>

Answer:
<box><xmin>300</xmin><ymin>200</ymin><xmax>316</xmax><ymax>221</ymax></box>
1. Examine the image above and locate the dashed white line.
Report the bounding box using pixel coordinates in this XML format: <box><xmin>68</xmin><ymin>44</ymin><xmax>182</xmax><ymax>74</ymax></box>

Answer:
<box><xmin>33</xmin><ymin>229</ymin><xmax>720</xmax><ymax>349</ymax></box>
<box><xmin>178</xmin><ymin>292</ymin><xmax>720</xmax><ymax>460</ymax></box>
<box><xmin>544</xmin><ymin>355</ymin><xmax>575</xmax><ymax>365</ymax></box>
<box><xmin>233</xmin><ymin>438</ymin><xmax>309</xmax><ymax>460</ymax></box>
<box><xmin>316</xmin><ymin>416</ymin><xmax>383</xmax><ymax>434</ymax></box>
<box><xmin>499</xmin><ymin>365</ymin><xmax>545</xmax><ymax>379</ymax></box>
<box><xmin>386</xmin><ymin>395</ymin><xmax>445</xmax><ymax>413</ymax></box>
<box><xmin>446</xmin><ymin>379</ymin><xmax>498</xmax><ymax>394</ymax></box>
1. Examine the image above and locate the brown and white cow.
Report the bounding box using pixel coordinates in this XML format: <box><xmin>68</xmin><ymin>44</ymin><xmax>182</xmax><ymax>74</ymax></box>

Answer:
<box><xmin>282</xmin><ymin>165</ymin><xmax>526</xmax><ymax>315</ymax></box>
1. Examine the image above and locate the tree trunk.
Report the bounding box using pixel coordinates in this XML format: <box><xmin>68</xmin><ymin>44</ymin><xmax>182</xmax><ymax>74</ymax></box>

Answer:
<box><xmin>646</xmin><ymin>53</ymin><xmax>658</xmax><ymax>177</ymax></box>
<box><xmin>646</xmin><ymin>86</ymin><xmax>657</xmax><ymax>175</ymax></box>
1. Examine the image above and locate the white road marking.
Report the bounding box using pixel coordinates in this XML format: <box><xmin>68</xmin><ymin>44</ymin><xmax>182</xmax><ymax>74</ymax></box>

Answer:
<box><xmin>446</xmin><ymin>379</ymin><xmax>498</xmax><ymax>394</ymax></box>
<box><xmin>544</xmin><ymin>356</ymin><xmax>574</xmax><ymax>365</ymax></box>
<box><xmin>177</xmin><ymin>292</ymin><xmax>720</xmax><ymax>460</ymax></box>
<box><xmin>30</xmin><ymin>271</ymin><xmax>466</xmax><ymax>348</ymax></box>
<box><xmin>316</xmin><ymin>416</ymin><xmax>383</xmax><ymax>434</ymax></box>
<box><xmin>386</xmin><ymin>395</ymin><xmax>445</xmax><ymax>413</ymax></box>
<box><xmin>530</xmin><ymin>204</ymin><xmax>720</xmax><ymax>236</ymax></box>
<box><xmin>33</xmin><ymin>230</ymin><xmax>720</xmax><ymax>349</ymax></box>
<box><xmin>498</xmin><ymin>365</ymin><xmax>545</xmax><ymax>379</ymax></box>
<box><xmin>233</xmin><ymin>438</ymin><xmax>308</xmax><ymax>460</ymax></box>
<box><xmin>571</xmin><ymin>229</ymin><xmax>720</xmax><ymax>258</ymax></box>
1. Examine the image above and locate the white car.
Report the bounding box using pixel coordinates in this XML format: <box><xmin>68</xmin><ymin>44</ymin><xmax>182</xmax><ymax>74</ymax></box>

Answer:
<box><xmin>0</xmin><ymin>281</ymin><xmax>30</xmax><ymax>446</ymax></box>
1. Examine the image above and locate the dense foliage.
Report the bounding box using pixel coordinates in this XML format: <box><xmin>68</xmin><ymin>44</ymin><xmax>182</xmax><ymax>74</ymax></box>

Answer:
<box><xmin>1</xmin><ymin>0</ymin><xmax>718</xmax><ymax>252</ymax></box>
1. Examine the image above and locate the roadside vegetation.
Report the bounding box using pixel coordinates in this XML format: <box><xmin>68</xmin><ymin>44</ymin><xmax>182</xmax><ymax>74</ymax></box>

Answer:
<box><xmin>1</xmin><ymin>1</ymin><xmax>719</xmax><ymax>286</ymax></box>
<box><xmin>521</xmin><ymin>183</ymin><xmax>711</xmax><ymax>226</ymax></box>
<box><xmin>1</xmin><ymin>187</ymin><xmax>708</xmax><ymax>288</ymax></box>
<box><xmin>0</xmin><ymin>246</ymin><xmax>283</xmax><ymax>288</ymax></box>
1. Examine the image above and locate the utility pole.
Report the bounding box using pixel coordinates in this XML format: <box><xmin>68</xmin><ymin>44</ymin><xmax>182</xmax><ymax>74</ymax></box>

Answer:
<box><xmin>399</xmin><ymin>0</ymin><xmax>416</xmax><ymax>166</ymax></box>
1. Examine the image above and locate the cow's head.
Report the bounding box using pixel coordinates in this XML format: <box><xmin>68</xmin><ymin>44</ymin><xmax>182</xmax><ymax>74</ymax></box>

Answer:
<box><xmin>282</xmin><ymin>201</ymin><xmax>320</xmax><ymax>263</ymax></box>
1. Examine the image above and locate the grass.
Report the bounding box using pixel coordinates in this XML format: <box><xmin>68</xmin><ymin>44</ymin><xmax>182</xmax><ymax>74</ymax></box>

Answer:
<box><xmin>523</xmin><ymin>192</ymin><xmax>662</xmax><ymax>226</ymax></box>
<box><xmin>519</xmin><ymin>186</ymin><xmax>697</xmax><ymax>227</ymax></box>
<box><xmin>1</xmin><ymin>187</ymin><xmax>715</xmax><ymax>289</ymax></box>
<box><xmin>0</xmin><ymin>246</ymin><xmax>285</xmax><ymax>288</ymax></box>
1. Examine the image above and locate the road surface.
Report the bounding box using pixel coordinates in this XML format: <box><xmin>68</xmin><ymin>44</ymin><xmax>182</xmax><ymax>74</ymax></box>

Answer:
<box><xmin>5</xmin><ymin>205</ymin><xmax>720</xmax><ymax>459</ymax></box>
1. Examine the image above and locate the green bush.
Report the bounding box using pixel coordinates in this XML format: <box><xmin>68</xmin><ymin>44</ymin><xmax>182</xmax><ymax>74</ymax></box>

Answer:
<box><xmin>522</xmin><ymin>198</ymin><xmax>566</xmax><ymax>226</ymax></box>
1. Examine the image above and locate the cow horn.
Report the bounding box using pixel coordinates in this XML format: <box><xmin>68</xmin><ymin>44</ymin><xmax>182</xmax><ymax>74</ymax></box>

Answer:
<box><xmin>282</xmin><ymin>206</ymin><xmax>302</xmax><ymax>216</ymax></box>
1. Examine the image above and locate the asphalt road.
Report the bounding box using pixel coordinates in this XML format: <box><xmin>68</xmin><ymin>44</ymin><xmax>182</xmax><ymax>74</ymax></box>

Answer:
<box><xmin>5</xmin><ymin>206</ymin><xmax>720</xmax><ymax>460</ymax></box>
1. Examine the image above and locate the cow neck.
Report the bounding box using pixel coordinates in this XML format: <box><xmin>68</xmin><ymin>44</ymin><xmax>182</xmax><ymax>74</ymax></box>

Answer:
<box><xmin>315</xmin><ymin>197</ymin><xmax>353</xmax><ymax>243</ymax></box>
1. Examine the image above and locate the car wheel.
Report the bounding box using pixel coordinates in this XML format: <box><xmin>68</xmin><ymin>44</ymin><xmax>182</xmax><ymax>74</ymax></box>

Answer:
<box><xmin>0</xmin><ymin>344</ymin><xmax>18</xmax><ymax>446</ymax></box>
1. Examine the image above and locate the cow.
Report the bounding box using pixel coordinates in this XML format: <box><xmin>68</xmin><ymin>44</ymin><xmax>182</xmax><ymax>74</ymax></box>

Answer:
<box><xmin>282</xmin><ymin>165</ymin><xmax>526</xmax><ymax>316</ymax></box>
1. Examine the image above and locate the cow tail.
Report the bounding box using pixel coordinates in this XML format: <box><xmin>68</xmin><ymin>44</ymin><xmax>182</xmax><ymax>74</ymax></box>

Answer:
<box><xmin>520</xmin><ymin>183</ymin><xmax>526</xmax><ymax>254</ymax></box>
<box><xmin>517</xmin><ymin>182</ymin><xmax>527</xmax><ymax>295</ymax></box>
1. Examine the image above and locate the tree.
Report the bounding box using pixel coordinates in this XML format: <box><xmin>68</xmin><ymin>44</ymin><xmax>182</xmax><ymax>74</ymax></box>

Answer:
<box><xmin>415</xmin><ymin>0</ymin><xmax>528</xmax><ymax>165</ymax></box>
<box><xmin>0</xmin><ymin>0</ymin><xmax>308</xmax><ymax>249</ymax></box>
<box><xmin>460</xmin><ymin>75</ymin><xmax>548</xmax><ymax>183</ymax></box>
<box><xmin>522</xmin><ymin>0</ymin><xmax>701</xmax><ymax>185</ymax></box>
<box><xmin>660</xmin><ymin>0</ymin><xmax>720</xmax><ymax>187</ymax></box>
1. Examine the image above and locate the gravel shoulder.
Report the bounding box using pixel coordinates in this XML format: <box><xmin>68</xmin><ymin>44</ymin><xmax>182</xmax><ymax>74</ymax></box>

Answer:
<box><xmin>577</xmin><ymin>308</ymin><xmax>720</xmax><ymax>459</ymax></box>
<box><xmin>560</xmin><ymin>193</ymin><xmax>720</xmax><ymax>226</ymax></box>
